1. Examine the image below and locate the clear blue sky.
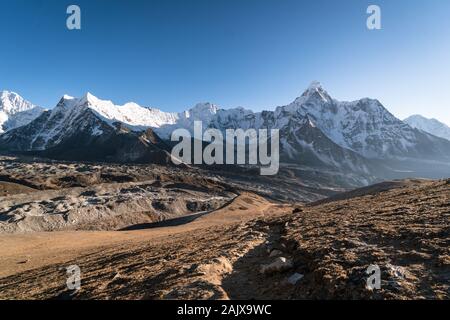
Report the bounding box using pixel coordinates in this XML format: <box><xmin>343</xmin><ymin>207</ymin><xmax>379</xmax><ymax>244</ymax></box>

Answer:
<box><xmin>1</xmin><ymin>0</ymin><xmax>449</xmax><ymax>125</ymax></box>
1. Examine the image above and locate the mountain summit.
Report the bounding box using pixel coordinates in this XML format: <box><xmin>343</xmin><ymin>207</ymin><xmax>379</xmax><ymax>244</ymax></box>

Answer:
<box><xmin>404</xmin><ymin>115</ymin><xmax>450</xmax><ymax>141</ymax></box>
<box><xmin>0</xmin><ymin>91</ymin><xmax>44</xmax><ymax>133</ymax></box>
<box><xmin>295</xmin><ymin>81</ymin><xmax>332</xmax><ymax>104</ymax></box>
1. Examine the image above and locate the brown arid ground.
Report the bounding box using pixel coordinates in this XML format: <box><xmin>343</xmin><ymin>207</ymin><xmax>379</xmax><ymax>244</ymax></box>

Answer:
<box><xmin>0</xmin><ymin>178</ymin><xmax>448</xmax><ymax>300</ymax></box>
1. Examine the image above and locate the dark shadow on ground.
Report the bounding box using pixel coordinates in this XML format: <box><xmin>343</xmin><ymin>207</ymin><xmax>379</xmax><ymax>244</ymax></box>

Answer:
<box><xmin>119</xmin><ymin>211</ymin><xmax>209</xmax><ymax>230</ymax></box>
<box><xmin>119</xmin><ymin>195</ymin><xmax>238</xmax><ymax>231</ymax></box>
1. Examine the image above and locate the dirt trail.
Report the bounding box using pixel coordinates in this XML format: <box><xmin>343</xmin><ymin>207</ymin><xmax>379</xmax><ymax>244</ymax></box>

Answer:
<box><xmin>0</xmin><ymin>192</ymin><xmax>280</xmax><ymax>279</ymax></box>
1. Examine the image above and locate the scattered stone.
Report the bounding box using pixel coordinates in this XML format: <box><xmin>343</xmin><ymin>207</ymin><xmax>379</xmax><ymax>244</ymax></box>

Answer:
<box><xmin>260</xmin><ymin>257</ymin><xmax>293</xmax><ymax>274</ymax></box>
<box><xmin>386</xmin><ymin>264</ymin><xmax>408</xmax><ymax>279</ymax></box>
<box><xmin>269</xmin><ymin>249</ymin><xmax>283</xmax><ymax>257</ymax></box>
<box><xmin>195</xmin><ymin>257</ymin><xmax>233</xmax><ymax>280</ymax></box>
<box><xmin>112</xmin><ymin>272</ymin><xmax>122</xmax><ymax>280</ymax></box>
<box><xmin>287</xmin><ymin>273</ymin><xmax>304</xmax><ymax>285</ymax></box>
<box><xmin>385</xmin><ymin>263</ymin><xmax>417</xmax><ymax>289</ymax></box>
<box><xmin>438</xmin><ymin>255</ymin><xmax>450</xmax><ymax>266</ymax></box>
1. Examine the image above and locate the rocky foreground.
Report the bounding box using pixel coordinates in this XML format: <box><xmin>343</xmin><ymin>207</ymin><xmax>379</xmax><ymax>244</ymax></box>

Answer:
<box><xmin>0</xmin><ymin>178</ymin><xmax>448</xmax><ymax>300</ymax></box>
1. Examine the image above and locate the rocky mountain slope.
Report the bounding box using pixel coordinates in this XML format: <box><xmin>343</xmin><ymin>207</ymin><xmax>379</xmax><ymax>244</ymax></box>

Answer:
<box><xmin>0</xmin><ymin>94</ymin><xmax>173</xmax><ymax>164</ymax></box>
<box><xmin>404</xmin><ymin>115</ymin><xmax>450</xmax><ymax>141</ymax></box>
<box><xmin>0</xmin><ymin>91</ymin><xmax>44</xmax><ymax>133</ymax></box>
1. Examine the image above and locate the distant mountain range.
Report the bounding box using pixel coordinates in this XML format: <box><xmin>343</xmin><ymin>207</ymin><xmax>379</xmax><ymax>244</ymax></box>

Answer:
<box><xmin>1</xmin><ymin>83</ymin><xmax>450</xmax><ymax>184</ymax></box>
<box><xmin>404</xmin><ymin>115</ymin><xmax>450</xmax><ymax>141</ymax></box>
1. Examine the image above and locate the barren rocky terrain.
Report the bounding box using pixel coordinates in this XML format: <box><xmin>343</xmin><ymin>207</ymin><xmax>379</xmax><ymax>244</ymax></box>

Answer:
<box><xmin>0</xmin><ymin>155</ymin><xmax>356</xmax><ymax>234</ymax></box>
<box><xmin>0</xmin><ymin>156</ymin><xmax>448</xmax><ymax>299</ymax></box>
<box><xmin>0</xmin><ymin>179</ymin><xmax>233</xmax><ymax>233</ymax></box>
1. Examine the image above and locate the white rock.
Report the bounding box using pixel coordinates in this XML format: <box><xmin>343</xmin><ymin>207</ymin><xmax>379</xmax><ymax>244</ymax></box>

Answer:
<box><xmin>260</xmin><ymin>257</ymin><xmax>293</xmax><ymax>274</ymax></box>
<box><xmin>386</xmin><ymin>264</ymin><xmax>407</xmax><ymax>279</ymax></box>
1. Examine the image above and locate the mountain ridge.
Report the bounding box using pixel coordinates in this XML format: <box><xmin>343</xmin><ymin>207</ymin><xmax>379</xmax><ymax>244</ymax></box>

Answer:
<box><xmin>404</xmin><ymin>114</ymin><xmax>450</xmax><ymax>141</ymax></box>
<box><xmin>1</xmin><ymin>83</ymin><xmax>449</xmax><ymax>183</ymax></box>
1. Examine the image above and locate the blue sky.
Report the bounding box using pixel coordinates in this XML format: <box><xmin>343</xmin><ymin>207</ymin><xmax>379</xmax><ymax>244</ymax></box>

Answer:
<box><xmin>1</xmin><ymin>0</ymin><xmax>449</xmax><ymax>125</ymax></box>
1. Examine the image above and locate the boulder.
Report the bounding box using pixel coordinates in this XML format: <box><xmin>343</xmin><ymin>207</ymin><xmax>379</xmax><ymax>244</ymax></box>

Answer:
<box><xmin>260</xmin><ymin>257</ymin><xmax>293</xmax><ymax>274</ymax></box>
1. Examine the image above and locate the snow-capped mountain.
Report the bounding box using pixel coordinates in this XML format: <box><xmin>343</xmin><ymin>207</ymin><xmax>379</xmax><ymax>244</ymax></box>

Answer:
<box><xmin>1</xmin><ymin>83</ymin><xmax>449</xmax><ymax>179</ymax></box>
<box><xmin>0</xmin><ymin>93</ymin><xmax>172</xmax><ymax>163</ymax></box>
<box><xmin>154</xmin><ymin>102</ymin><xmax>219</xmax><ymax>138</ymax></box>
<box><xmin>0</xmin><ymin>93</ymin><xmax>218</xmax><ymax>152</ymax></box>
<box><xmin>0</xmin><ymin>91</ymin><xmax>44</xmax><ymax>133</ymax></box>
<box><xmin>271</xmin><ymin>82</ymin><xmax>450</xmax><ymax>160</ymax></box>
<box><xmin>404</xmin><ymin>115</ymin><xmax>450</xmax><ymax>141</ymax></box>
<box><xmin>155</xmin><ymin>81</ymin><xmax>450</xmax><ymax>163</ymax></box>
